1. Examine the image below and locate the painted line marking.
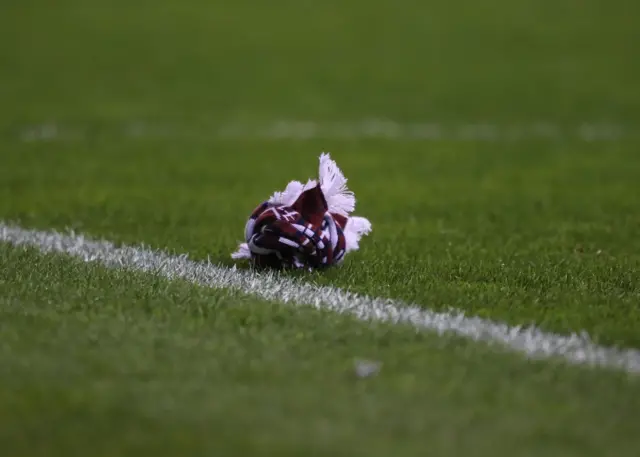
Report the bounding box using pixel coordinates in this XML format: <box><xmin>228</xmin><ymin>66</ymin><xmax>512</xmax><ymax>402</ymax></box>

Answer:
<box><xmin>1</xmin><ymin>221</ymin><xmax>639</xmax><ymax>374</ymax></box>
<box><xmin>13</xmin><ymin>120</ymin><xmax>639</xmax><ymax>142</ymax></box>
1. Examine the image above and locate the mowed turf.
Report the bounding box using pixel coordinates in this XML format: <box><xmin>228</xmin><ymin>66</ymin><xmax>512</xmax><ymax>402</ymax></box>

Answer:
<box><xmin>1</xmin><ymin>244</ymin><xmax>640</xmax><ymax>457</ymax></box>
<box><xmin>1</xmin><ymin>0</ymin><xmax>639</xmax><ymax>346</ymax></box>
<box><xmin>3</xmin><ymin>140</ymin><xmax>640</xmax><ymax>348</ymax></box>
<box><xmin>1</xmin><ymin>0</ymin><xmax>640</xmax><ymax>455</ymax></box>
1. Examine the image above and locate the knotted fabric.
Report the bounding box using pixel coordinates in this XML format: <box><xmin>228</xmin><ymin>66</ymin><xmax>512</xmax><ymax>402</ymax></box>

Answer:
<box><xmin>232</xmin><ymin>153</ymin><xmax>372</xmax><ymax>270</ymax></box>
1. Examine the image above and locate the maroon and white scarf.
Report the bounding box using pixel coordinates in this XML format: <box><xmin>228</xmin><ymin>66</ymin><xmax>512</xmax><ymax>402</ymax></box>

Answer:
<box><xmin>232</xmin><ymin>153</ymin><xmax>372</xmax><ymax>270</ymax></box>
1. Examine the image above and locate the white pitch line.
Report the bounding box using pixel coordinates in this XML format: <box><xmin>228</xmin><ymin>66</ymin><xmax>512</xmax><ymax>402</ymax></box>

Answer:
<box><xmin>1</xmin><ymin>221</ymin><xmax>639</xmax><ymax>374</ymax></box>
<box><xmin>17</xmin><ymin>120</ymin><xmax>638</xmax><ymax>142</ymax></box>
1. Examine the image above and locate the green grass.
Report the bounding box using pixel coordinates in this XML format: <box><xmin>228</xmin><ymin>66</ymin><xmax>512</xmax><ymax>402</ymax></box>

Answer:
<box><xmin>1</xmin><ymin>0</ymin><xmax>640</xmax><ymax>455</ymax></box>
<box><xmin>3</xmin><ymin>140</ymin><xmax>640</xmax><ymax>347</ymax></box>
<box><xmin>2</xmin><ymin>244</ymin><xmax>640</xmax><ymax>457</ymax></box>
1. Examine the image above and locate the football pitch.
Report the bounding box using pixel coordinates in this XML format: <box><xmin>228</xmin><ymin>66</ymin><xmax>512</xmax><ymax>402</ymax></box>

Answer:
<box><xmin>1</xmin><ymin>1</ymin><xmax>640</xmax><ymax>456</ymax></box>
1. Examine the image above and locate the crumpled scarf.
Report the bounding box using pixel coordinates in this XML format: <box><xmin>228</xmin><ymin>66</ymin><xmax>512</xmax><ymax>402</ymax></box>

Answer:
<box><xmin>232</xmin><ymin>153</ymin><xmax>372</xmax><ymax>270</ymax></box>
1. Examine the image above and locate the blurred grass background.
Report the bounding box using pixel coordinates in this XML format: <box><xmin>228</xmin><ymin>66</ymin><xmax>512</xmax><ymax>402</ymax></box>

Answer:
<box><xmin>1</xmin><ymin>0</ymin><xmax>639</xmax><ymax>125</ymax></box>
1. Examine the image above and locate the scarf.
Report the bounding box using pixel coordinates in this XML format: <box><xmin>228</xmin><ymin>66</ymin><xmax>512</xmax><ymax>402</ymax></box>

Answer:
<box><xmin>232</xmin><ymin>153</ymin><xmax>372</xmax><ymax>270</ymax></box>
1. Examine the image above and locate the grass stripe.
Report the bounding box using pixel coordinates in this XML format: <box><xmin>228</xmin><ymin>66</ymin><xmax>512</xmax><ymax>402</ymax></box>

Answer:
<box><xmin>1</xmin><ymin>221</ymin><xmax>639</xmax><ymax>374</ymax></box>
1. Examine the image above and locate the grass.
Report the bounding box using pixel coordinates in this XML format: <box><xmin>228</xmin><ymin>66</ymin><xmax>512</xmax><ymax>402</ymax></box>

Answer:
<box><xmin>1</xmin><ymin>0</ymin><xmax>640</xmax><ymax>455</ymax></box>
<box><xmin>1</xmin><ymin>244</ymin><xmax>640</xmax><ymax>457</ymax></box>
<box><xmin>3</xmin><ymin>138</ymin><xmax>640</xmax><ymax>347</ymax></box>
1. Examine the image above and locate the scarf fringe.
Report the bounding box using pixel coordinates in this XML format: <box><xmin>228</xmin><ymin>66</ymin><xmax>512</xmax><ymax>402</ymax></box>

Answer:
<box><xmin>344</xmin><ymin>216</ymin><xmax>372</xmax><ymax>253</ymax></box>
<box><xmin>268</xmin><ymin>179</ymin><xmax>317</xmax><ymax>206</ymax></box>
<box><xmin>319</xmin><ymin>152</ymin><xmax>356</xmax><ymax>216</ymax></box>
<box><xmin>268</xmin><ymin>153</ymin><xmax>355</xmax><ymax>216</ymax></box>
<box><xmin>231</xmin><ymin>242</ymin><xmax>251</xmax><ymax>259</ymax></box>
